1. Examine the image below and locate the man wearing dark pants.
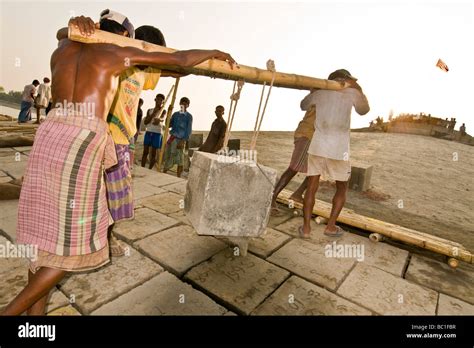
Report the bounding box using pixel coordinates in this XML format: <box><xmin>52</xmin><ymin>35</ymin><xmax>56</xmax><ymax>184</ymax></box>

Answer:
<box><xmin>300</xmin><ymin>69</ymin><xmax>369</xmax><ymax>239</ymax></box>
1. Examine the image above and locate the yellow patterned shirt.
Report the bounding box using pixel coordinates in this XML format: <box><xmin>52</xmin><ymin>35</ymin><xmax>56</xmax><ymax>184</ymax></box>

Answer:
<box><xmin>108</xmin><ymin>67</ymin><xmax>161</xmax><ymax>145</ymax></box>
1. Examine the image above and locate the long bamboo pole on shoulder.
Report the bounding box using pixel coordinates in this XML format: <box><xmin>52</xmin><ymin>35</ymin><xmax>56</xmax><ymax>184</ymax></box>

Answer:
<box><xmin>68</xmin><ymin>26</ymin><xmax>346</xmax><ymax>91</ymax></box>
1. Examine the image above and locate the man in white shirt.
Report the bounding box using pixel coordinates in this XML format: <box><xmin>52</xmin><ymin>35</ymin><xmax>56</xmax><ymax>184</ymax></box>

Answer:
<box><xmin>18</xmin><ymin>80</ymin><xmax>39</xmax><ymax>123</ymax></box>
<box><xmin>34</xmin><ymin>77</ymin><xmax>52</xmax><ymax>123</ymax></box>
<box><xmin>300</xmin><ymin>69</ymin><xmax>370</xmax><ymax>238</ymax></box>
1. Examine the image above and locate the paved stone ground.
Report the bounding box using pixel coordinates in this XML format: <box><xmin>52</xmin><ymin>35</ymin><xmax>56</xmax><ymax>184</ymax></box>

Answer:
<box><xmin>1</xmin><ymin>151</ymin><xmax>473</xmax><ymax>316</ymax></box>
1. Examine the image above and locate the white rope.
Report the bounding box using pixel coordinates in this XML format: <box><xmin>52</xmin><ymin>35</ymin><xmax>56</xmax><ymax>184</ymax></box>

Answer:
<box><xmin>250</xmin><ymin>59</ymin><xmax>276</xmax><ymax>151</ymax></box>
<box><xmin>223</xmin><ymin>80</ymin><xmax>244</xmax><ymax>149</ymax></box>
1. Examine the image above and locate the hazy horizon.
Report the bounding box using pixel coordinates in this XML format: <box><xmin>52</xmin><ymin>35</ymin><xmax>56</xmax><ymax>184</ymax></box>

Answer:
<box><xmin>1</xmin><ymin>0</ymin><xmax>473</xmax><ymax>132</ymax></box>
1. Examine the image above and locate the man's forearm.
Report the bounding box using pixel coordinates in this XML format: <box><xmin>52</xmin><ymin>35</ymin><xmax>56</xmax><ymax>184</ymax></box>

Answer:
<box><xmin>172</xmin><ymin>50</ymin><xmax>220</xmax><ymax>68</ymax></box>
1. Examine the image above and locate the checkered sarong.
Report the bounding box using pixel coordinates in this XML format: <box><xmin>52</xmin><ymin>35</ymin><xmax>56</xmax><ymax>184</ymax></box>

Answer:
<box><xmin>17</xmin><ymin>108</ymin><xmax>117</xmax><ymax>257</ymax></box>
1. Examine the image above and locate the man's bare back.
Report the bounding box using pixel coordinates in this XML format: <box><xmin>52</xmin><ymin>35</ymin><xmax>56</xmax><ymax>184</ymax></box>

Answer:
<box><xmin>51</xmin><ymin>38</ymin><xmax>235</xmax><ymax>120</ymax></box>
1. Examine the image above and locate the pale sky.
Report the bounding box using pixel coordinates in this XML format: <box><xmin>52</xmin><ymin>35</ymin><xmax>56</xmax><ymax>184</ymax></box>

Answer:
<box><xmin>1</xmin><ymin>0</ymin><xmax>473</xmax><ymax>132</ymax></box>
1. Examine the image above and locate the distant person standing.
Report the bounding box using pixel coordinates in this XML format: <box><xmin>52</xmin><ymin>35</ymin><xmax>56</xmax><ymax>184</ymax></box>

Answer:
<box><xmin>460</xmin><ymin>123</ymin><xmax>466</xmax><ymax>137</ymax></box>
<box><xmin>134</xmin><ymin>98</ymin><xmax>144</xmax><ymax>143</ymax></box>
<box><xmin>199</xmin><ymin>105</ymin><xmax>227</xmax><ymax>153</ymax></box>
<box><xmin>300</xmin><ymin>69</ymin><xmax>370</xmax><ymax>239</ymax></box>
<box><xmin>34</xmin><ymin>77</ymin><xmax>52</xmax><ymax>124</ymax></box>
<box><xmin>164</xmin><ymin>97</ymin><xmax>192</xmax><ymax>177</ymax></box>
<box><xmin>141</xmin><ymin>94</ymin><xmax>166</xmax><ymax>169</ymax></box>
<box><xmin>18</xmin><ymin>80</ymin><xmax>39</xmax><ymax>123</ymax></box>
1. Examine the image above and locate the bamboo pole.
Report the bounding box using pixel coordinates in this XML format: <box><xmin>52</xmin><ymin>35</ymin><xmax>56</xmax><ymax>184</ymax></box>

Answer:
<box><xmin>277</xmin><ymin>188</ymin><xmax>473</xmax><ymax>264</ymax></box>
<box><xmin>68</xmin><ymin>26</ymin><xmax>347</xmax><ymax>91</ymax></box>
<box><xmin>157</xmin><ymin>78</ymin><xmax>180</xmax><ymax>171</ymax></box>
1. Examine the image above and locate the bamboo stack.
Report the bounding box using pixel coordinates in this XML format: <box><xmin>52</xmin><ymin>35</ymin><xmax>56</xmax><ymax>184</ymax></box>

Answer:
<box><xmin>277</xmin><ymin>188</ymin><xmax>473</xmax><ymax>264</ymax></box>
<box><xmin>68</xmin><ymin>26</ymin><xmax>347</xmax><ymax>91</ymax></box>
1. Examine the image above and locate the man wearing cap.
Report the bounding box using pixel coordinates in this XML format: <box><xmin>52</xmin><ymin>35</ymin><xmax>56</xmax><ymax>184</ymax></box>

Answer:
<box><xmin>299</xmin><ymin>69</ymin><xmax>369</xmax><ymax>239</ymax></box>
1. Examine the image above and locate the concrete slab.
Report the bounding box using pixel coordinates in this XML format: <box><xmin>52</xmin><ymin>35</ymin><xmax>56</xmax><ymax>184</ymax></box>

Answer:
<box><xmin>252</xmin><ymin>276</ymin><xmax>372</xmax><ymax>315</ymax></box>
<box><xmin>113</xmin><ymin>207</ymin><xmax>178</xmax><ymax>243</ymax></box>
<box><xmin>0</xmin><ymin>265</ymin><xmax>28</xmax><ymax>312</ymax></box>
<box><xmin>139</xmin><ymin>192</ymin><xmax>184</xmax><ymax>215</ymax></box>
<box><xmin>0</xmin><ymin>206</ymin><xmax>18</xmax><ymax>241</ymax></box>
<box><xmin>337</xmin><ymin>263</ymin><xmax>438</xmax><ymax>315</ymax></box>
<box><xmin>0</xmin><ymin>236</ymin><xmax>28</xmax><ymax>275</ymax></box>
<box><xmin>0</xmin><ymin>176</ymin><xmax>12</xmax><ymax>183</ymax></box>
<box><xmin>92</xmin><ymin>271</ymin><xmax>227</xmax><ymax>315</ymax></box>
<box><xmin>12</xmin><ymin>146</ymin><xmax>32</xmax><ymax>152</ymax></box>
<box><xmin>132</xmin><ymin>182</ymin><xmax>167</xmax><ymax>201</ymax></box>
<box><xmin>47</xmin><ymin>305</ymin><xmax>81</xmax><ymax>316</ymax></box>
<box><xmin>59</xmin><ymin>246</ymin><xmax>163</xmax><ymax>314</ymax></box>
<box><xmin>248</xmin><ymin>228</ymin><xmax>291</xmax><ymax>258</ymax></box>
<box><xmin>267</xmin><ymin>238</ymin><xmax>356</xmax><ymax>291</ymax></box>
<box><xmin>267</xmin><ymin>211</ymin><xmax>294</xmax><ymax>228</ymax></box>
<box><xmin>161</xmin><ymin>181</ymin><xmax>187</xmax><ymax>195</ymax></box>
<box><xmin>273</xmin><ymin>217</ymin><xmax>409</xmax><ymax>277</ymax></box>
<box><xmin>46</xmin><ymin>290</ymin><xmax>71</xmax><ymax>313</ymax></box>
<box><xmin>406</xmin><ymin>255</ymin><xmax>474</xmax><ymax>304</ymax></box>
<box><xmin>135</xmin><ymin>225</ymin><xmax>227</xmax><ymax>276</ymax></box>
<box><xmin>168</xmin><ymin>210</ymin><xmax>191</xmax><ymax>225</ymax></box>
<box><xmin>184</xmin><ymin>249</ymin><xmax>289</xmax><ymax>315</ymax></box>
<box><xmin>185</xmin><ymin>152</ymin><xmax>277</xmax><ymax>237</ymax></box>
<box><xmin>133</xmin><ymin>166</ymin><xmax>184</xmax><ymax>187</ymax></box>
<box><xmin>437</xmin><ymin>293</ymin><xmax>474</xmax><ymax>315</ymax></box>
<box><xmin>0</xmin><ymin>161</ymin><xmax>27</xmax><ymax>179</ymax></box>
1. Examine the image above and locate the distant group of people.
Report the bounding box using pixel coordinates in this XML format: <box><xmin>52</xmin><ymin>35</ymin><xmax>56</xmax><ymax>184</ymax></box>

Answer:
<box><xmin>18</xmin><ymin>77</ymin><xmax>52</xmax><ymax>123</ymax></box>
<box><xmin>136</xmin><ymin>93</ymin><xmax>227</xmax><ymax>177</ymax></box>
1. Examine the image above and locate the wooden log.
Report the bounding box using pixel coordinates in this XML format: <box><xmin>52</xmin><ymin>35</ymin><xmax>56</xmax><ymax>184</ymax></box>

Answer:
<box><xmin>277</xmin><ymin>188</ymin><xmax>473</xmax><ymax>264</ymax></box>
<box><xmin>68</xmin><ymin>26</ymin><xmax>347</xmax><ymax>91</ymax></box>
<box><xmin>369</xmin><ymin>233</ymin><xmax>385</xmax><ymax>243</ymax></box>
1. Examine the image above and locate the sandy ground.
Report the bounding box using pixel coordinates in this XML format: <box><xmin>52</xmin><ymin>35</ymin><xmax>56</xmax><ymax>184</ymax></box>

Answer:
<box><xmin>136</xmin><ymin>131</ymin><xmax>473</xmax><ymax>250</ymax></box>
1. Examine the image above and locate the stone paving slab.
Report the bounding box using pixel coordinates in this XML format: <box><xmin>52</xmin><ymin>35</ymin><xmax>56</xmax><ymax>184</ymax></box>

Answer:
<box><xmin>267</xmin><ymin>211</ymin><xmax>295</xmax><ymax>228</ymax></box>
<box><xmin>12</xmin><ymin>146</ymin><xmax>32</xmax><ymax>153</ymax></box>
<box><xmin>138</xmin><ymin>192</ymin><xmax>184</xmax><ymax>215</ymax></box>
<box><xmin>168</xmin><ymin>210</ymin><xmax>191</xmax><ymax>225</ymax></box>
<box><xmin>0</xmin><ymin>148</ymin><xmax>17</xmax><ymax>156</ymax></box>
<box><xmin>0</xmin><ymin>176</ymin><xmax>12</xmax><ymax>183</ymax></box>
<box><xmin>59</xmin><ymin>246</ymin><xmax>163</xmax><ymax>314</ymax></box>
<box><xmin>252</xmin><ymin>275</ymin><xmax>372</xmax><ymax>315</ymax></box>
<box><xmin>0</xmin><ymin>170</ymin><xmax>9</xmax><ymax>176</ymax></box>
<box><xmin>274</xmin><ymin>217</ymin><xmax>409</xmax><ymax>277</ymax></box>
<box><xmin>161</xmin><ymin>181</ymin><xmax>187</xmax><ymax>195</ymax></box>
<box><xmin>248</xmin><ymin>228</ymin><xmax>291</xmax><ymax>258</ymax></box>
<box><xmin>113</xmin><ymin>208</ymin><xmax>178</xmax><ymax>243</ymax></box>
<box><xmin>47</xmin><ymin>305</ymin><xmax>81</xmax><ymax>316</ymax></box>
<box><xmin>0</xmin><ymin>201</ymin><xmax>19</xmax><ymax>242</ymax></box>
<box><xmin>185</xmin><ymin>249</ymin><xmax>290</xmax><ymax>315</ymax></box>
<box><xmin>92</xmin><ymin>271</ymin><xmax>227</xmax><ymax>315</ymax></box>
<box><xmin>0</xmin><ymin>236</ymin><xmax>28</xmax><ymax>274</ymax></box>
<box><xmin>405</xmin><ymin>255</ymin><xmax>474</xmax><ymax>305</ymax></box>
<box><xmin>132</xmin><ymin>182</ymin><xmax>167</xmax><ymax>200</ymax></box>
<box><xmin>46</xmin><ymin>290</ymin><xmax>71</xmax><ymax>313</ymax></box>
<box><xmin>0</xmin><ymin>161</ymin><xmax>27</xmax><ymax>179</ymax></box>
<box><xmin>0</xmin><ymin>265</ymin><xmax>28</xmax><ymax>311</ymax></box>
<box><xmin>437</xmin><ymin>293</ymin><xmax>474</xmax><ymax>315</ymax></box>
<box><xmin>267</xmin><ymin>238</ymin><xmax>356</xmax><ymax>291</ymax></box>
<box><xmin>133</xmin><ymin>167</ymin><xmax>184</xmax><ymax>187</ymax></box>
<box><xmin>135</xmin><ymin>225</ymin><xmax>227</xmax><ymax>276</ymax></box>
<box><xmin>337</xmin><ymin>263</ymin><xmax>438</xmax><ymax>315</ymax></box>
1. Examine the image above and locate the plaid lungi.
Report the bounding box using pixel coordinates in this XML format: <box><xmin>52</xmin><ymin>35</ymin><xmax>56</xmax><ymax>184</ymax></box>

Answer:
<box><xmin>289</xmin><ymin>137</ymin><xmax>311</xmax><ymax>173</ymax></box>
<box><xmin>105</xmin><ymin>143</ymin><xmax>134</xmax><ymax>221</ymax></box>
<box><xmin>164</xmin><ymin>136</ymin><xmax>185</xmax><ymax>170</ymax></box>
<box><xmin>17</xmin><ymin>108</ymin><xmax>117</xmax><ymax>258</ymax></box>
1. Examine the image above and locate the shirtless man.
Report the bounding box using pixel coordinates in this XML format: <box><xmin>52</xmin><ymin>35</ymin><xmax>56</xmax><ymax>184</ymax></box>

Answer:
<box><xmin>2</xmin><ymin>15</ymin><xmax>235</xmax><ymax>316</ymax></box>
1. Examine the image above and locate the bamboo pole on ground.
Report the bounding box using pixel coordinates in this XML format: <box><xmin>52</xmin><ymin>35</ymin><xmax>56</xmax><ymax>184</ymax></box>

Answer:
<box><xmin>68</xmin><ymin>26</ymin><xmax>347</xmax><ymax>91</ymax></box>
<box><xmin>277</xmin><ymin>188</ymin><xmax>473</xmax><ymax>264</ymax></box>
<box><xmin>157</xmin><ymin>78</ymin><xmax>180</xmax><ymax>172</ymax></box>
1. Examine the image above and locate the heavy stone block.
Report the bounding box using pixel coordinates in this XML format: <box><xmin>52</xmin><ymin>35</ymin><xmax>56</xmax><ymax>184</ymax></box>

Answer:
<box><xmin>348</xmin><ymin>161</ymin><xmax>373</xmax><ymax>191</ymax></box>
<box><xmin>185</xmin><ymin>151</ymin><xmax>277</xmax><ymax>237</ymax></box>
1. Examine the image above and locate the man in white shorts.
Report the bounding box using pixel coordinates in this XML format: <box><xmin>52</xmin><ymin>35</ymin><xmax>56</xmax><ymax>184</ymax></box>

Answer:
<box><xmin>300</xmin><ymin>69</ymin><xmax>370</xmax><ymax>238</ymax></box>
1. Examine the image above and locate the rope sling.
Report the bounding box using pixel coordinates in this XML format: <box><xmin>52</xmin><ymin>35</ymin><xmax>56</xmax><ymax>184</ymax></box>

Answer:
<box><xmin>223</xmin><ymin>59</ymin><xmax>276</xmax><ymax>152</ymax></box>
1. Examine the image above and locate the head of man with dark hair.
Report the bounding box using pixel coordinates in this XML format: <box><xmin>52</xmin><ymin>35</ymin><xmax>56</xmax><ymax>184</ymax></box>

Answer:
<box><xmin>135</xmin><ymin>25</ymin><xmax>166</xmax><ymax>46</ymax></box>
<box><xmin>32</xmin><ymin>80</ymin><xmax>40</xmax><ymax>87</ymax></box>
<box><xmin>99</xmin><ymin>9</ymin><xmax>134</xmax><ymax>38</ymax></box>
<box><xmin>180</xmin><ymin>97</ymin><xmax>190</xmax><ymax>110</ymax></box>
